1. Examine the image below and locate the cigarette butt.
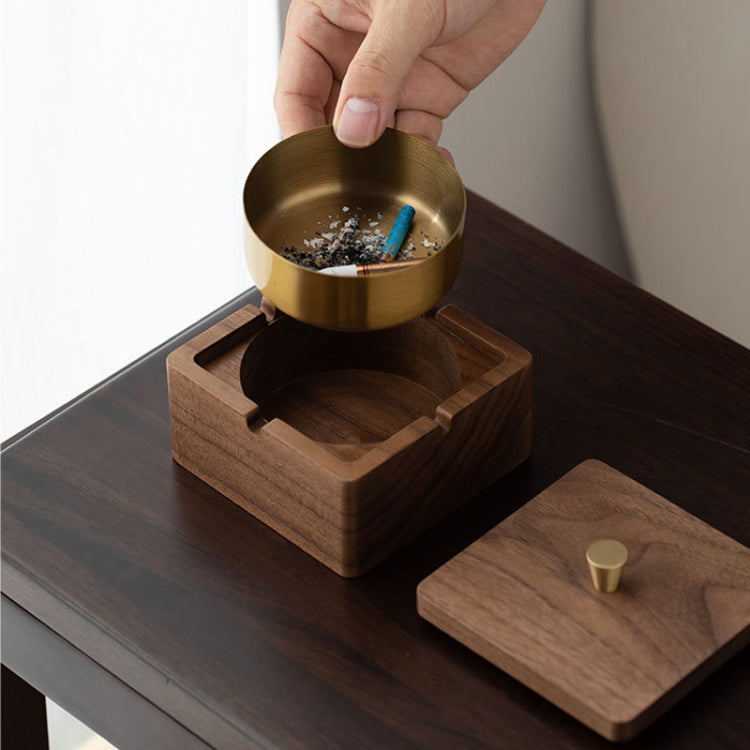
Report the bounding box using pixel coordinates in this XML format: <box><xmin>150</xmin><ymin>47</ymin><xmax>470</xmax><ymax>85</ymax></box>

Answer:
<box><xmin>318</xmin><ymin>264</ymin><xmax>358</xmax><ymax>277</ymax></box>
<box><xmin>318</xmin><ymin>258</ymin><xmax>424</xmax><ymax>277</ymax></box>
<box><xmin>379</xmin><ymin>205</ymin><xmax>415</xmax><ymax>262</ymax></box>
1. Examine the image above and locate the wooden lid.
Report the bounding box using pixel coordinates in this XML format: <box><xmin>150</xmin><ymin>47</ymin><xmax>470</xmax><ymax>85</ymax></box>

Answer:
<box><xmin>417</xmin><ymin>459</ymin><xmax>750</xmax><ymax>741</ymax></box>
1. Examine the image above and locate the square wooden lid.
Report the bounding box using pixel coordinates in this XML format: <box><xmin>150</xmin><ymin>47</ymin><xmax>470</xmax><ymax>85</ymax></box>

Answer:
<box><xmin>417</xmin><ymin>459</ymin><xmax>750</xmax><ymax>741</ymax></box>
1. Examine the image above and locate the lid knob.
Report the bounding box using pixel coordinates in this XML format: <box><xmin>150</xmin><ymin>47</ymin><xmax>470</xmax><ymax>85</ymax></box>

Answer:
<box><xmin>586</xmin><ymin>539</ymin><xmax>628</xmax><ymax>593</ymax></box>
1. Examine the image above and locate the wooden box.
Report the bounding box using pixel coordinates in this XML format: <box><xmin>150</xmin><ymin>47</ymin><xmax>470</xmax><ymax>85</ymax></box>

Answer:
<box><xmin>167</xmin><ymin>303</ymin><xmax>532</xmax><ymax>577</ymax></box>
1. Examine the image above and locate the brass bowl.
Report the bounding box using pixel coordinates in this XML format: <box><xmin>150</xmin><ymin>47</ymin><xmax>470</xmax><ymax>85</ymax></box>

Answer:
<box><xmin>242</xmin><ymin>126</ymin><xmax>466</xmax><ymax>331</ymax></box>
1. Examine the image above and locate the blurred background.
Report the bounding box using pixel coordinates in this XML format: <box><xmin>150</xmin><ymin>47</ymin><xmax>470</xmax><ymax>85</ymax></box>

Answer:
<box><xmin>2</xmin><ymin>2</ymin><xmax>748</xmax><ymax>748</ymax></box>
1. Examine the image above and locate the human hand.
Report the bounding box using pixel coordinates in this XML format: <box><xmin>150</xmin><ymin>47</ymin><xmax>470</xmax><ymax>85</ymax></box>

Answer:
<box><xmin>275</xmin><ymin>0</ymin><xmax>546</xmax><ymax>150</ymax></box>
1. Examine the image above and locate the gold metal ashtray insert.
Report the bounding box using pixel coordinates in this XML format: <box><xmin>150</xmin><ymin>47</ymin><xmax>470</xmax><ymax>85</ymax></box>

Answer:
<box><xmin>242</xmin><ymin>126</ymin><xmax>466</xmax><ymax>331</ymax></box>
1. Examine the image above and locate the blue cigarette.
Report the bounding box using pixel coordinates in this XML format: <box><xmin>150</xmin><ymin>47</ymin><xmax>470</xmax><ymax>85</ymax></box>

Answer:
<box><xmin>379</xmin><ymin>205</ymin><xmax>415</xmax><ymax>262</ymax></box>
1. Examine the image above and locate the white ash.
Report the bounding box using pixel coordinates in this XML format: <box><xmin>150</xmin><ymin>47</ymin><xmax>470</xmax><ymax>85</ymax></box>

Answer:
<box><xmin>419</xmin><ymin>230</ymin><xmax>443</xmax><ymax>252</ymax></box>
<box><xmin>281</xmin><ymin>213</ymin><xmax>414</xmax><ymax>269</ymax></box>
<box><xmin>280</xmin><ymin>208</ymin><xmax>442</xmax><ymax>270</ymax></box>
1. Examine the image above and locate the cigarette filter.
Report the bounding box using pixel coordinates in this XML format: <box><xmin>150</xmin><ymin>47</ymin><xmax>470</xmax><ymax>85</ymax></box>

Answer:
<box><xmin>380</xmin><ymin>205</ymin><xmax>416</xmax><ymax>262</ymax></box>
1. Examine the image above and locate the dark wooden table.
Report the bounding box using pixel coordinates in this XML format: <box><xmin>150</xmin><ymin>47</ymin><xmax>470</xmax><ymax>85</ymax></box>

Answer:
<box><xmin>3</xmin><ymin>192</ymin><xmax>749</xmax><ymax>749</ymax></box>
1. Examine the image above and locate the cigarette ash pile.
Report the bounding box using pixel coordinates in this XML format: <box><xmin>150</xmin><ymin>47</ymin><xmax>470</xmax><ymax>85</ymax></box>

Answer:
<box><xmin>280</xmin><ymin>209</ymin><xmax>442</xmax><ymax>270</ymax></box>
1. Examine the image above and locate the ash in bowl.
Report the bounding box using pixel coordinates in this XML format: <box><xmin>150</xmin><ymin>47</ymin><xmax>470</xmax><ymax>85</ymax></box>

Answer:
<box><xmin>280</xmin><ymin>209</ymin><xmax>442</xmax><ymax>270</ymax></box>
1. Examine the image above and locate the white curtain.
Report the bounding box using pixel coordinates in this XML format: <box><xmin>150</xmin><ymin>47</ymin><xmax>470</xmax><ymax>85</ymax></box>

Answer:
<box><xmin>1</xmin><ymin>1</ymin><xmax>281</xmax><ymax>440</ymax></box>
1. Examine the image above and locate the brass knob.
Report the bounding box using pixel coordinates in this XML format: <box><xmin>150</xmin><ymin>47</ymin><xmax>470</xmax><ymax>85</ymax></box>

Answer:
<box><xmin>586</xmin><ymin>539</ymin><xmax>628</xmax><ymax>593</ymax></box>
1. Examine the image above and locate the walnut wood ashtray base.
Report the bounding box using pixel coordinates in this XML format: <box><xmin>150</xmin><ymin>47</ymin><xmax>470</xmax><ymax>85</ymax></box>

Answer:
<box><xmin>167</xmin><ymin>303</ymin><xmax>532</xmax><ymax>577</ymax></box>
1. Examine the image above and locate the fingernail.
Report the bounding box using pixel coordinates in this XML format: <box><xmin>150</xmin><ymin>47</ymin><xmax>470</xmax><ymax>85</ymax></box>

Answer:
<box><xmin>336</xmin><ymin>97</ymin><xmax>380</xmax><ymax>147</ymax></box>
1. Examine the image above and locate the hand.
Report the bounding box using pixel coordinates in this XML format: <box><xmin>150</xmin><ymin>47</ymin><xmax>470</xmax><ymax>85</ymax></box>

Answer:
<box><xmin>275</xmin><ymin>0</ymin><xmax>546</xmax><ymax>149</ymax></box>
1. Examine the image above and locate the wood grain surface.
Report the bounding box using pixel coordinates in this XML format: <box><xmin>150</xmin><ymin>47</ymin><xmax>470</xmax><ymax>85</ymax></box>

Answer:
<box><xmin>417</xmin><ymin>459</ymin><xmax>750</xmax><ymax>740</ymax></box>
<box><xmin>167</xmin><ymin>304</ymin><xmax>532</xmax><ymax>576</ymax></box>
<box><xmin>2</xmin><ymin>191</ymin><xmax>750</xmax><ymax>749</ymax></box>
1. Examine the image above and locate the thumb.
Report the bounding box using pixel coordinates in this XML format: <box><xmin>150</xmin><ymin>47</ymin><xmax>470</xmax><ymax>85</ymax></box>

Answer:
<box><xmin>333</xmin><ymin>2</ymin><xmax>441</xmax><ymax>147</ymax></box>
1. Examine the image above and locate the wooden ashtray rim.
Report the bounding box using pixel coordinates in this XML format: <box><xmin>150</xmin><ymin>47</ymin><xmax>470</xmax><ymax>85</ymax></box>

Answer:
<box><xmin>167</xmin><ymin>303</ymin><xmax>531</xmax><ymax>482</ymax></box>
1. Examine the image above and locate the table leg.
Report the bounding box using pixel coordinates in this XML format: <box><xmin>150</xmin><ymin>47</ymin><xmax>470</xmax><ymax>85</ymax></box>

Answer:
<box><xmin>2</xmin><ymin>665</ymin><xmax>49</xmax><ymax>750</ymax></box>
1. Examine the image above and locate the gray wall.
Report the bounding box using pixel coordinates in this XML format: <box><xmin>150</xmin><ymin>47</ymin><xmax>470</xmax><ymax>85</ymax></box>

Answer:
<box><xmin>593</xmin><ymin>1</ymin><xmax>750</xmax><ymax>347</ymax></box>
<box><xmin>443</xmin><ymin>0</ymin><xmax>630</xmax><ymax>277</ymax></box>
